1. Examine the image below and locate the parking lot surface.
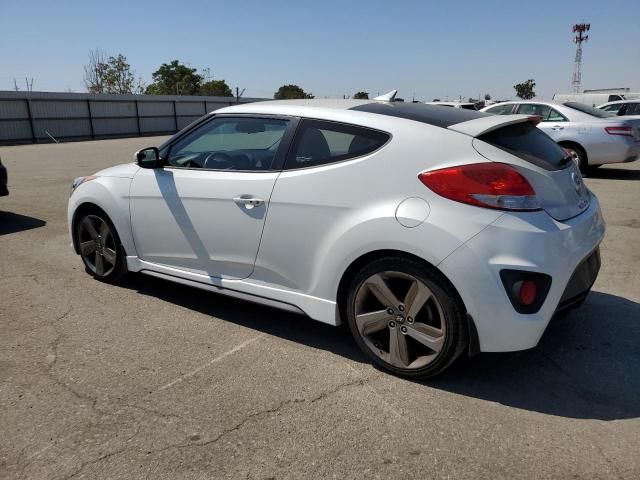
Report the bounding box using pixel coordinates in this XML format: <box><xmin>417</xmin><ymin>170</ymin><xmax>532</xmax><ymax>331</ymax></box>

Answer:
<box><xmin>1</xmin><ymin>136</ymin><xmax>639</xmax><ymax>479</ymax></box>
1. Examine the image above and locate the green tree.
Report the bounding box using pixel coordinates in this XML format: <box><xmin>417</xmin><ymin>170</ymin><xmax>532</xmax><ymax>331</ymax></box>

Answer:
<box><xmin>146</xmin><ymin>60</ymin><xmax>203</xmax><ymax>95</ymax></box>
<box><xmin>274</xmin><ymin>84</ymin><xmax>314</xmax><ymax>99</ymax></box>
<box><xmin>353</xmin><ymin>91</ymin><xmax>369</xmax><ymax>99</ymax></box>
<box><xmin>513</xmin><ymin>79</ymin><xmax>536</xmax><ymax>100</ymax></box>
<box><xmin>84</xmin><ymin>50</ymin><xmax>141</xmax><ymax>94</ymax></box>
<box><xmin>200</xmin><ymin>79</ymin><xmax>233</xmax><ymax>97</ymax></box>
<box><xmin>103</xmin><ymin>54</ymin><xmax>136</xmax><ymax>94</ymax></box>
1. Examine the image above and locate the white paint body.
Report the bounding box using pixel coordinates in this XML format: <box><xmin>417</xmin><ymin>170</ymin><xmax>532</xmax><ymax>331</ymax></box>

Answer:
<box><xmin>69</xmin><ymin>100</ymin><xmax>606</xmax><ymax>352</ymax></box>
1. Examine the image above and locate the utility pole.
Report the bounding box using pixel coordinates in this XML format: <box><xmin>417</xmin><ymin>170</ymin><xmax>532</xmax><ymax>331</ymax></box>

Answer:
<box><xmin>572</xmin><ymin>23</ymin><xmax>590</xmax><ymax>93</ymax></box>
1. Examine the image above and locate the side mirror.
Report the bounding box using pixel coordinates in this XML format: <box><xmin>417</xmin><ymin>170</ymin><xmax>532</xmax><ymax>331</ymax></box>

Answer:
<box><xmin>134</xmin><ymin>147</ymin><xmax>162</xmax><ymax>169</ymax></box>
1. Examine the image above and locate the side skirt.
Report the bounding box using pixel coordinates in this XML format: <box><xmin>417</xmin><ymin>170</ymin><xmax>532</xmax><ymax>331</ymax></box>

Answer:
<box><xmin>126</xmin><ymin>256</ymin><xmax>338</xmax><ymax>325</ymax></box>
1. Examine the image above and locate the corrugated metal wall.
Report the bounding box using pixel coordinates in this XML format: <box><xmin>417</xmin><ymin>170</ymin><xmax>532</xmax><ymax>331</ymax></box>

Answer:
<box><xmin>0</xmin><ymin>91</ymin><xmax>266</xmax><ymax>145</ymax></box>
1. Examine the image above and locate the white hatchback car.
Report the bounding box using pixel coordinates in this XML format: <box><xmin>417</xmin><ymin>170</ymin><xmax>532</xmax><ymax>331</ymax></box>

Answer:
<box><xmin>69</xmin><ymin>99</ymin><xmax>605</xmax><ymax>378</ymax></box>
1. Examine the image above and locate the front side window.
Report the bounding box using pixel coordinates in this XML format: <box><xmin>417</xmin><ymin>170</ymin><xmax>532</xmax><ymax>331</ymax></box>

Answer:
<box><xmin>485</xmin><ymin>104</ymin><xmax>516</xmax><ymax>115</ymax></box>
<box><xmin>167</xmin><ymin>117</ymin><xmax>289</xmax><ymax>171</ymax></box>
<box><xmin>285</xmin><ymin>119</ymin><xmax>389</xmax><ymax>169</ymax></box>
<box><xmin>600</xmin><ymin>104</ymin><xmax>624</xmax><ymax>114</ymax></box>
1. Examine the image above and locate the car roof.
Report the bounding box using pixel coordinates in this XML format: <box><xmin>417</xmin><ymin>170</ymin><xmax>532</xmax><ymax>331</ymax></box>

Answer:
<box><xmin>218</xmin><ymin>99</ymin><xmax>490</xmax><ymax>129</ymax></box>
<box><xmin>600</xmin><ymin>99</ymin><xmax>640</xmax><ymax>105</ymax></box>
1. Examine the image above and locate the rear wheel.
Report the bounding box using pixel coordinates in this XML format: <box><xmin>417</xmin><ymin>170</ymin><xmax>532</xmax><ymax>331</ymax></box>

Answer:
<box><xmin>345</xmin><ymin>257</ymin><xmax>467</xmax><ymax>379</ymax></box>
<box><xmin>75</xmin><ymin>211</ymin><xmax>127</xmax><ymax>282</ymax></box>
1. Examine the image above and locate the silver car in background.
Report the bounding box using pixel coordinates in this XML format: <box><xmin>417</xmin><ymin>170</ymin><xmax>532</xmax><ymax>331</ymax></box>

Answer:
<box><xmin>481</xmin><ymin>101</ymin><xmax>640</xmax><ymax>172</ymax></box>
<box><xmin>598</xmin><ymin>100</ymin><xmax>640</xmax><ymax>117</ymax></box>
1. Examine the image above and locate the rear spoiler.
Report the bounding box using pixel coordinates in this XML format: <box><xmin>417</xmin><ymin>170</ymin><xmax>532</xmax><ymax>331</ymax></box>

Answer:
<box><xmin>447</xmin><ymin>114</ymin><xmax>541</xmax><ymax>138</ymax></box>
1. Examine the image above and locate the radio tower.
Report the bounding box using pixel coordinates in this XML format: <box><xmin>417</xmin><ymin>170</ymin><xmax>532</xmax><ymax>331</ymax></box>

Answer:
<box><xmin>571</xmin><ymin>23</ymin><xmax>590</xmax><ymax>93</ymax></box>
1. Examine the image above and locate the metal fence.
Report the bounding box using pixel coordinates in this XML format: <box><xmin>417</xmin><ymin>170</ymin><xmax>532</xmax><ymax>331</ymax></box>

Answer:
<box><xmin>0</xmin><ymin>91</ymin><xmax>267</xmax><ymax>145</ymax></box>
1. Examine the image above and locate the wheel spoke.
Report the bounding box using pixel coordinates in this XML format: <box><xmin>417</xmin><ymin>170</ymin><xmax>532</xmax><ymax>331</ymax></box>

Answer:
<box><xmin>80</xmin><ymin>240</ymin><xmax>96</xmax><ymax>256</ymax></box>
<box><xmin>366</xmin><ymin>274</ymin><xmax>400</xmax><ymax>308</ymax></box>
<box><xmin>99</xmin><ymin>221</ymin><xmax>110</xmax><ymax>242</ymax></box>
<box><xmin>404</xmin><ymin>280</ymin><xmax>432</xmax><ymax>319</ymax></box>
<box><xmin>406</xmin><ymin>323</ymin><xmax>444</xmax><ymax>353</ymax></box>
<box><xmin>355</xmin><ymin>310</ymin><xmax>391</xmax><ymax>335</ymax></box>
<box><xmin>389</xmin><ymin>327</ymin><xmax>410</xmax><ymax>367</ymax></box>
<box><xmin>102</xmin><ymin>247</ymin><xmax>116</xmax><ymax>265</ymax></box>
<box><xmin>82</xmin><ymin>217</ymin><xmax>99</xmax><ymax>240</ymax></box>
<box><xmin>95</xmin><ymin>252</ymin><xmax>105</xmax><ymax>275</ymax></box>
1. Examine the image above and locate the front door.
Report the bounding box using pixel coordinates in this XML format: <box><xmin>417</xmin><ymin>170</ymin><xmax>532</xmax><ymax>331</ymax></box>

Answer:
<box><xmin>129</xmin><ymin>115</ymin><xmax>293</xmax><ymax>279</ymax></box>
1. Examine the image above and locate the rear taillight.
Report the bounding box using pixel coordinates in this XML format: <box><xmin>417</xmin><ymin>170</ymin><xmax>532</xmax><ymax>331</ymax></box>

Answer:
<box><xmin>418</xmin><ymin>162</ymin><xmax>540</xmax><ymax>211</ymax></box>
<box><xmin>605</xmin><ymin>126</ymin><xmax>633</xmax><ymax>136</ymax></box>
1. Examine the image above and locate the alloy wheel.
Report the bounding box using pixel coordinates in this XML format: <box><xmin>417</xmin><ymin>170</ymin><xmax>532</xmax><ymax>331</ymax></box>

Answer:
<box><xmin>353</xmin><ymin>271</ymin><xmax>446</xmax><ymax>369</ymax></box>
<box><xmin>77</xmin><ymin>215</ymin><xmax>118</xmax><ymax>277</ymax></box>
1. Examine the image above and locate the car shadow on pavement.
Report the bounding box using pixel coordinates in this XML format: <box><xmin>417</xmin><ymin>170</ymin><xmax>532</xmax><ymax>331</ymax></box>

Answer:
<box><xmin>587</xmin><ymin>167</ymin><xmax>640</xmax><ymax>180</ymax></box>
<box><xmin>428</xmin><ymin>291</ymin><xmax>640</xmax><ymax>421</ymax></box>
<box><xmin>121</xmin><ymin>273</ymin><xmax>368</xmax><ymax>364</ymax></box>
<box><xmin>122</xmin><ymin>274</ymin><xmax>639</xmax><ymax>421</ymax></box>
<box><xmin>0</xmin><ymin>211</ymin><xmax>46</xmax><ymax>235</ymax></box>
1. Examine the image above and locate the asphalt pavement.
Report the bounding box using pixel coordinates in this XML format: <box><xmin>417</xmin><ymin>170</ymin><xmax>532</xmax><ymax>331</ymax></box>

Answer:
<box><xmin>1</xmin><ymin>136</ymin><xmax>639</xmax><ymax>479</ymax></box>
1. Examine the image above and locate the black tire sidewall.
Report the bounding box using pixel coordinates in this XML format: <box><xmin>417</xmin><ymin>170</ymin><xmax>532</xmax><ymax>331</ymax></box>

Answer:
<box><xmin>345</xmin><ymin>257</ymin><xmax>467</xmax><ymax>379</ymax></box>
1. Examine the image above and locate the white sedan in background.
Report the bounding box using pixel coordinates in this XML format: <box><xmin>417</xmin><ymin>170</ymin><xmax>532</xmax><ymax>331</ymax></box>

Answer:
<box><xmin>482</xmin><ymin>101</ymin><xmax>640</xmax><ymax>172</ymax></box>
<box><xmin>598</xmin><ymin>99</ymin><xmax>640</xmax><ymax>117</ymax></box>
<box><xmin>68</xmin><ymin>97</ymin><xmax>605</xmax><ymax>378</ymax></box>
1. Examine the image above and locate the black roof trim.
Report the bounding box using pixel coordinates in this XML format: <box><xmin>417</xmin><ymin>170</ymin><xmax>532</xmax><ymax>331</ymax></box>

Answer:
<box><xmin>350</xmin><ymin>102</ymin><xmax>491</xmax><ymax>128</ymax></box>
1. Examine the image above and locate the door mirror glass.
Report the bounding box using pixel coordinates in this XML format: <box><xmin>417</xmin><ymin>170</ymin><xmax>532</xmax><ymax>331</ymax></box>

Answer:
<box><xmin>135</xmin><ymin>147</ymin><xmax>161</xmax><ymax>169</ymax></box>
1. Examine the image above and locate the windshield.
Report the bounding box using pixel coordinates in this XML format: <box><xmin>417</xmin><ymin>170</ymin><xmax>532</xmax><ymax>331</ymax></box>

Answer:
<box><xmin>564</xmin><ymin>102</ymin><xmax>616</xmax><ymax>118</ymax></box>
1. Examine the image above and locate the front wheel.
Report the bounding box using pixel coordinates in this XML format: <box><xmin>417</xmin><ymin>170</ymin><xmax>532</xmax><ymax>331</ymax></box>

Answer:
<box><xmin>345</xmin><ymin>257</ymin><xmax>467</xmax><ymax>379</ymax></box>
<box><xmin>75</xmin><ymin>211</ymin><xmax>127</xmax><ymax>282</ymax></box>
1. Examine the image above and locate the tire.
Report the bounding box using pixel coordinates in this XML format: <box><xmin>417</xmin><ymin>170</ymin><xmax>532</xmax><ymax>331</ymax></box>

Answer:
<box><xmin>562</xmin><ymin>144</ymin><xmax>588</xmax><ymax>174</ymax></box>
<box><xmin>74</xmin><ymin>209</ymin><xmax>127</xmax><ymax>283</ymax></box>
<box><xmin>345</xmin><ymin>257</ymin><xmax>467</xmax><ymax>379</ymax></box>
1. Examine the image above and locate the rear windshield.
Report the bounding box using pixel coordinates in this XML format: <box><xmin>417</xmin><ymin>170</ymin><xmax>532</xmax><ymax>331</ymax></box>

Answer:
<box><xmin>564</xmin><ymin>102</ymin><xmax>615</xmax><ymax>118</ymax></box>
<box><xmin>478</xmin><ymin>122</ymin><xmax>571</xmax><ymax>171</ymax></box>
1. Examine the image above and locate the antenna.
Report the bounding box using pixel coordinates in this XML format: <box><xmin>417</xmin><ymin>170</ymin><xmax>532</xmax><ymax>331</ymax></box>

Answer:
<box><xmin>571</xmin><ymin>23</ymin><xmax>590</xmax><ymax>93</ymax></box>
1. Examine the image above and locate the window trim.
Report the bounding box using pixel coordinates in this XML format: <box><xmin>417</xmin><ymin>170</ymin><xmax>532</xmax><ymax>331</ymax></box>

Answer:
<box><xmin>163</xmin><ymin>114</ymin><xmax>300</xmax><ymax>173</ymax></box>
<box><xmin>283</xmin><ymin>118</ymin><xmax>392</xmax><ymax>171</ymax></box>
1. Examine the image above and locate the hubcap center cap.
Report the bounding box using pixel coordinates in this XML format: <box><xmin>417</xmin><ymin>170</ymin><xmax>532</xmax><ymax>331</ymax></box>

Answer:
<box><xmin>395</xmin><ymin>314</ymin><xmax>404</xmax><ymax>324</ymax></box>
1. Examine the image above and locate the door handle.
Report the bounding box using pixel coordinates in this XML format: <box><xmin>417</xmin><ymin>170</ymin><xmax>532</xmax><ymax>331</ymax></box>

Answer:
<box><xmin>233</xmin><ymin>196</ymin><xmax>264</xmax><ymax>209</ymax></box>
<box><xmin>551</xmin><ymin>125</ymin><xmax>564</xmax><ymax>130</ymax></box>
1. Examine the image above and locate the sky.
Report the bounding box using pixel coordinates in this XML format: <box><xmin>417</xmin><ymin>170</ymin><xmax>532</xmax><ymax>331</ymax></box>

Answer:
<box><xmin>1</xmin><ymin>0</ymin><xmax>639</xmax><ymax>101</ymax></box>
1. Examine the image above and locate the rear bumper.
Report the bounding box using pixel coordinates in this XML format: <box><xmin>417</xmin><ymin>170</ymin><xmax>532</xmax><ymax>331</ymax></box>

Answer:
<box><xmin>438</xmin><ymin>193</ymin><xmax>605</xmax><ymax>352</ymax></box>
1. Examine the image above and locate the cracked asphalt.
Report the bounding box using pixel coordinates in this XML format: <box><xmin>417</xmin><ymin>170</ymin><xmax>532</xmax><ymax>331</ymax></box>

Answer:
<box><xmin>1</xmin><ymin>136</ymin><xmax>639</xmax><ymax>480</ymax></box>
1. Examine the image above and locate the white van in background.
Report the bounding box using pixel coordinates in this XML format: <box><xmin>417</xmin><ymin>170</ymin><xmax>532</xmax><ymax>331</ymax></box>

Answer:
<box><xmin>553</xmin><ymin>92</ymin><xmax>626</xmax><ymax>106</ymax></box>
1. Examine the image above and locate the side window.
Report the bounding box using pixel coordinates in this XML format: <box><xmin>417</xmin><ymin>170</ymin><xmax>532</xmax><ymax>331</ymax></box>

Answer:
<box><xmin>167</xmin><ymin>117</ymin><xmax>289</xmax><ymax>171</ymax></box>
<box><xmin>516</xmin><ymin>103</ymin><xmax>552</xmax><ymax>119</ymax></box>
<box><xmin>627</xmin><ymin>103</ymin><xmax>640</xmax><ymax>115</ymax></box>
<box><xmin>546</xmin><ymin>108</ymin><xmax>567</xmax><ymax>122</ymax></box>
<box><xmin>285</xmin><ymin>119</ymin><xmax>389</xmax><ymax>169</ymax></box>
<box><xmin>601</xmin><ymin>104</ymin><xmax>624</xmax><ymax>114</ymax></box>
<box><xmin>485</xmin><ymin>104</ymin><xmax>515</xmax><ymax>115</ymax></box>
